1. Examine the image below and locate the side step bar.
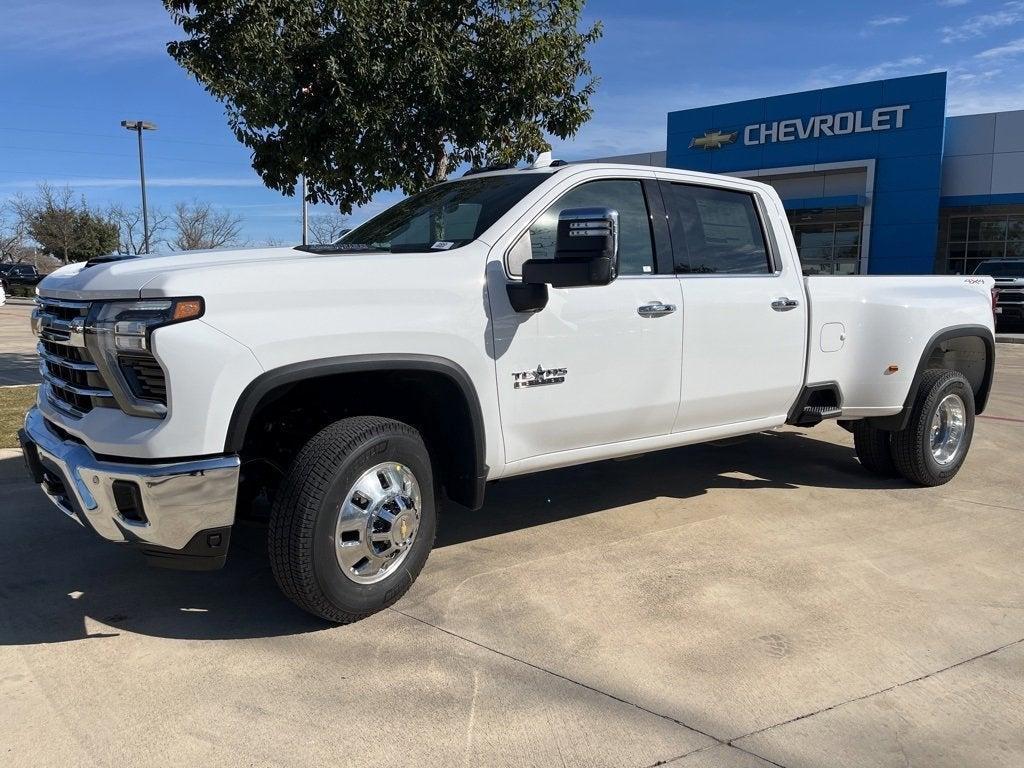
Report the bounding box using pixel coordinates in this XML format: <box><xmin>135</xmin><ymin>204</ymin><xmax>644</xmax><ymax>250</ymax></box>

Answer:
<box><xmin>786</xmin><ymin>382</ymin><xmax>843</xmax><ymax>427</ymax></box>
<box><xmin>792</xmin><ymin>405</ymin><xmax>842</xmax><ymax>427</ymax></box>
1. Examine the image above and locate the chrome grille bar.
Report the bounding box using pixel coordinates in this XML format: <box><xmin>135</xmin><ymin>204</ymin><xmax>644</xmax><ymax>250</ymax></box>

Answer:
<box><xmin>41</xmin><ymin>370</ymin><xmax>114</xmax><ymax>399</ymax></box>
<box><xmin>34</xmin><ymin>297</ymin><xmax>109</xmax><ymax>417</ymax></box>
<box><xmin>37</xmin><ymin>343</ymin><xmax>98</xmax><ymax>372</ymax></box>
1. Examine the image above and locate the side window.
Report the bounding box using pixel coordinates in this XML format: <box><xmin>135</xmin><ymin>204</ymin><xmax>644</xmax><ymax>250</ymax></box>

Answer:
<box><xmin>507</xmin><ymin>179</ymin><xmax>655</xmax><ymax>277</ymax></box>
<box><xmin>664</xmin><ymin>183</ymin><xmax>772</xmax><ymax>274</ymax></box>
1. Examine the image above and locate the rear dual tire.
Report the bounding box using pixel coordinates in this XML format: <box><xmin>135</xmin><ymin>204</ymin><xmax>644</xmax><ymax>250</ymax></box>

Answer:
<box><xmin>855</xmin><ymin>369</ymin><xmax>975</xmax><ymax>487</ymax></box>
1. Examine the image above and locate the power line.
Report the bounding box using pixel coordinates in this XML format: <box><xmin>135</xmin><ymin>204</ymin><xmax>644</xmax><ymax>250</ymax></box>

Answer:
<box><xmin>0</xmin><ymin>125</ymin><xmax>241</xmax><ymax>150</ymax></box>
<box><xmin>0</xmin><ymin>144</ymin><xmax>248</xmax><ymax>167</ymax></box>
<box><xmin>0</xmin><ymin>168</ymin><xmax>137</xmax><ymax>181</ymax></box>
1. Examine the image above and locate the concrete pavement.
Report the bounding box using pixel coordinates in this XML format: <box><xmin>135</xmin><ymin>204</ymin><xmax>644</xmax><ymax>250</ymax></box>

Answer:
<box><xmin>1</xmin><ymin>298</ymin><xmax>1023</xmax><ymax>766</ymax></box>
<box><xmin>0</xmin><ymin>303</ymin><xmax>39</xmax><ymax>385</ymax></box>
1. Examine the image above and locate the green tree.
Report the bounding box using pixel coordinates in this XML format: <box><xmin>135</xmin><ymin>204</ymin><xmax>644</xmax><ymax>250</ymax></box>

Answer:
<box><xmin>164</xmin><ymin>0</ymin><xmax>602</xmax><ymax>212</ymax></box>
<box><xmin>27</xmin><ymin>184</ymin><xmax>119</xmax><ymax>264</ymax></box>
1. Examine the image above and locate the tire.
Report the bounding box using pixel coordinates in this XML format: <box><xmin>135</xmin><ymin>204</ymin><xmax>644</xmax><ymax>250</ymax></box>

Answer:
<box><xmin>891</xmin><ymin>369</ymin><xmax>975</xmax><ymax>487</ymax></box>
<box><xmin>852</xmin><ymin>421</ymin><xmax>899</xmax><ymax>477</ymax></box>
<box><xmin>268</xmin><ymin>416</ymin><xmax>436</xmax><ymax>623</ymax></box>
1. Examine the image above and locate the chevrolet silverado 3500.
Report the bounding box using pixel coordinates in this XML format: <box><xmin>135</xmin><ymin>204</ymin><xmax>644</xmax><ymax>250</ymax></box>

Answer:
<box><xmin>19</xmin><ymin>160</ymin><xmax>996</xmax><ymax>623</ymax></box>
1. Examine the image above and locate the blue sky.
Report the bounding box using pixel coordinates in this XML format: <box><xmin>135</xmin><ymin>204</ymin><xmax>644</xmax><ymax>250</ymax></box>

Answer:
<box><xmin>3</xmin><ymin>0</ymin><xmax>1024</xmax><ymax>245</ymax></box>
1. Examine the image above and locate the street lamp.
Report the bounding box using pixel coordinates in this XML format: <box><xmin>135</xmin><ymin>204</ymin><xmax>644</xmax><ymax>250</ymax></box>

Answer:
<box><xmin>301</xmin><ymin>174</ymin><xmax>308</xmax><ymax>246</ymax></box>
<box><xmin>121</xmin><ymin>120</ymin><xmax>157</xmax><ymax>254</ymax></box>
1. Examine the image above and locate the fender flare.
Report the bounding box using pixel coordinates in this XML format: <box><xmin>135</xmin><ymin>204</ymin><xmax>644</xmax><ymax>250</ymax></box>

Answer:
<box><xmin>868</xmin><ymin>324</ymin><xmax>995</xmax><ymax>432</ymax></box>
<box><xmin>225</xmin><ymin>354</ymin><xmax>488</xmax><ymax>508</ymax></box>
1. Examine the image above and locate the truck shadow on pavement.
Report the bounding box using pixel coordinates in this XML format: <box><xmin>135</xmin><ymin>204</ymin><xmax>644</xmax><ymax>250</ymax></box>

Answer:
<box><xmin>0</xmin><ymin>429</ymin><xmax>909</xmax><ymax>645</ymax></box>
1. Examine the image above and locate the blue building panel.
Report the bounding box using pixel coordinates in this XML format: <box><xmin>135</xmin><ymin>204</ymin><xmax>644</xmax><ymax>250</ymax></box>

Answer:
<box><xmin>711</xmin><ymin>99</ymin><xmax>765</xmax><ymax>131</ymax></box>
<box><xmin>814</xmin><ymin>132</ymin><xmax>879</xmax><ymax>164</ymax></box>
<box><xmin>818</xmin><ymin>80</ymin><xmax>884</xmax><ymax>113</ymax></box>
<box><xmin>875</xmin><ymin>155</ymin><xmax>942</xmax><ymax>192</ymax></box>
<box><xmin>666</xmin><ymin>107</ymin><xmax>713</xmax><ymax>139</ymax></box>
<box><xmin>876</xmin><ymin>126</ymin><xmax>945</xmax><ymax>158</ymax></box>
<box><xmin>760</xmin><ymin>138</ymin><xmax>819</xmax><ymax>167</ymax></box>
<box><xmin>764</xmin><ymin>90</ymin><xmax>821</xmax><ymax>123</ymax></box>
<box><xmin>873</xmin><ymin>190</ymin><xmax>941</xmax><ymax>225</ymax></box>
<box><xmin>883</xmin><ymin>73</ymin><xmax>947</xmax><ymax>103</ymax></box>
<box><xmin>900</xmin><ymin>97</ymin><xmax>946</xmax><ymax>129</ymax></box>
<box><xmin>665</xmin><ymin>72</ymin><xmax>948</xmax><ymax>275</ymax></box>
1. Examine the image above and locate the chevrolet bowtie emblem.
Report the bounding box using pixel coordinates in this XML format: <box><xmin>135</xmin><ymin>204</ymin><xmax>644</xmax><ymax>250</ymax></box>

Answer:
<box><xmin>689</xmin><ymin>129</ymin><xmax>738</xmax><ymax>150</ymax></box>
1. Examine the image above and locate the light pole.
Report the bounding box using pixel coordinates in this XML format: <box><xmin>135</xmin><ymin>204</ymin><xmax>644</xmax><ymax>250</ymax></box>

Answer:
<box><xmin>301</xmin><ymin>174</ymin><xmax>308</xmax><ymax>246</ymax></box>
<box><xmin>121</xmin><ymin>120</ymin><xmax>157</xmax><ymax>254</ymax></box>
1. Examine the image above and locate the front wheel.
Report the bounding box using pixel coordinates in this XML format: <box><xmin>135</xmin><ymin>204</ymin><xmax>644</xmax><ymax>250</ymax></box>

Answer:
<box><xmin>891</xmin><ymin>369</ymin><xmax>975</xmax><ymax>486</ymax></box>
<box><xmin>268</xmin><ymin>416</ymin><xmax>436</xmax><ymax>623</ymax></box>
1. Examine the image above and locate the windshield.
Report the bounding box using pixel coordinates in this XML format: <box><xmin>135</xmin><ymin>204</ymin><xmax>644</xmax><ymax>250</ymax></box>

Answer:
<box><xmin>321</xmin><ymin>173</ymin><xmax>547</xmax><ymax>254</ymax></box>
<box><xmin>973</xmin><ymin>260</ymin><xmax>1024</xmax><ymax>278</ymax></box>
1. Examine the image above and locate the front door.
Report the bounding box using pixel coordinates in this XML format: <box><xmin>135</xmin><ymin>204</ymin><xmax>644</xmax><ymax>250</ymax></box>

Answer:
<box><xmin>659</xmin><ymin>179</ymin><xmax>807</xmax><ymax>432</ymax></box>
<box><xmin>488</xmin><ymin>177</ymin><xmax>683</xmax><ymax>465</ymax></box>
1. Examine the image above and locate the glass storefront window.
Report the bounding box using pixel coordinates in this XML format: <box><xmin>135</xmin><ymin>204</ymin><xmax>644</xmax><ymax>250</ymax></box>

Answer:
<box><xmin>787</xmin><ymin>207</ymin><xmax>864</xmax><ymax>275</ymax></box>
<box><xmin>942</xmin><ymin>209</ymin><xmax>1024</xmax><ymax>274</ymax></box>
<box><xmin>968</xmin><ymin>217</ymin><xmax>1007</xmax><ymax>242</ymax></box>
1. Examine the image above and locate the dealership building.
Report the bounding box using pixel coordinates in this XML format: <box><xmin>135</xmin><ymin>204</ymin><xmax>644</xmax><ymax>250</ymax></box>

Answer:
<box><xmin>595</xmin><ymin>72</ymin><xmax>1024</xmax><ymax>276</ymax></box>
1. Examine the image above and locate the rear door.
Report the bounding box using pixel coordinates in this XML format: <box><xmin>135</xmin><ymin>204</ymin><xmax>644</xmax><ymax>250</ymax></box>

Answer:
<box><xmin>660</xmin><ymin>179</ymin><xmax>807</xmax><ymax>432</ymax></box>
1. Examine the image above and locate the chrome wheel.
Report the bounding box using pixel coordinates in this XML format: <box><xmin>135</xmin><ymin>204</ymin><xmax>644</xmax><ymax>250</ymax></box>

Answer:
<box><xmin>930</xmin><ymin>393</ymin><xmax>967</xmax><ymax>466</ymax></box>
<box><xmin>334</xmin><ymin>462</ymin><xmax>421</xmax><ymax>584</ymax></box>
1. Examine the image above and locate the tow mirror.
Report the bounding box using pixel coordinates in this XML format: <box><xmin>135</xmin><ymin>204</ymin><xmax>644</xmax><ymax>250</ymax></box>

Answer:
<box><xmin>521</xmin><ymin>207</ymin><xmax>619</xmax><ymax>288</ymax></box>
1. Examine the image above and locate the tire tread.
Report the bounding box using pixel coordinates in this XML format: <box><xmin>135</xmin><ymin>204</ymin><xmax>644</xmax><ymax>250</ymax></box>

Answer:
<box><xmin>268</xmin><ymin>416</ymin><xmax>426</xmax><ymax>623</ymax></box>
<box><xmin>891</xmin><ymin>369</ymin><xmax>974</xmax><ymax>487</ymax></box>
<box><xmin>852</xmin><ymin>421</ymin><xmax>899</xmax><ymax>477</ymax></box>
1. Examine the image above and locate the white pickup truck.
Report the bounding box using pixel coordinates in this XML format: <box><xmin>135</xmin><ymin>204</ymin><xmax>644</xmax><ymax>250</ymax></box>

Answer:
<box><xmin>20</xmin><ymin>160</ymin><xmax>996</xmax><ymax>623</ymax></box>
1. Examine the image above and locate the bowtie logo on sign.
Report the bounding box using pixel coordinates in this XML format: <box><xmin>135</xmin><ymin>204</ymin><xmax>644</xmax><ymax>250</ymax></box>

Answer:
<box><xmin>691</xmin><ymin>104</ymin><xmax>911</xmax><ymax>149</ymax></box>
<box><xmin>688</xmin><ymin>130</ymin><xmax>738</xmax><ymax>150</ymax></box>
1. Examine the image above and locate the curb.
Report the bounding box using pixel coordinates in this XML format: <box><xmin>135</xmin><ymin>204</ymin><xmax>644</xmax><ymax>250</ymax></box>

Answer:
<box><xmin>996</xmin><ymin>335</ymin><xmax>1024</xmax><ymax>345</ymax></box>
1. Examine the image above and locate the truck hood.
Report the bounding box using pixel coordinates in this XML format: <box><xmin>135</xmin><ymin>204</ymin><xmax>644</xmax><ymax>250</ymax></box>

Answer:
<box><xmin>37</xmin><ymin>246</ymin><xmax>309</xmax><ymax>300</ymax></box>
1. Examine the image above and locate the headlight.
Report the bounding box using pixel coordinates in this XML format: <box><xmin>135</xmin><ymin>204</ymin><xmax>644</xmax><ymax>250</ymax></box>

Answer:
<box><xmin>86</xmin><ymin>297</ymin><xmax>204</xmax><ymax>418</ymax></box>
<box><xmin>88</xmin><ymin>297</ymin><xmax>204</xmax><ymax>351</ymax></box>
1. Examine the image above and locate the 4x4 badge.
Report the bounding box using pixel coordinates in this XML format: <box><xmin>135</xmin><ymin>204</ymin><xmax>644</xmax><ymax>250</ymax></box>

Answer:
<box><xmin>513</xmin><ymin>365</ymin><xmax>567</xmax><ymax>389</ymax></box>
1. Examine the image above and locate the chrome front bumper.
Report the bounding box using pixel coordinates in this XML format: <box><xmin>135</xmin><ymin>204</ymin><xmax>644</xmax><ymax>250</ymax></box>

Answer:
<box><xmin>19</xmin><ymin>407</ymin><xmax>240</xmax><ymax>557</ymax></box>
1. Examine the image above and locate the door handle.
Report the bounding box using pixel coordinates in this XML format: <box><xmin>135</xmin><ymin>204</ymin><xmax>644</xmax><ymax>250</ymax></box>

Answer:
<box><xmin>637</xmin><ymin>301</ymin><xmax>677</xmax><ymax>318</ymax></box>
<box><xmin>771</xmin><ymin>297</ymin><xmax>800</xmax><ymax>312</ymax></box>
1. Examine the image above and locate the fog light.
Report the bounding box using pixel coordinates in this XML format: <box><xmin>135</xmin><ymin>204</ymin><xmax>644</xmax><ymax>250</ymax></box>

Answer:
<box><xmin>112</xmin><ymin>480</ymin><xmax>147</xmax><ymax>523</ymax></box>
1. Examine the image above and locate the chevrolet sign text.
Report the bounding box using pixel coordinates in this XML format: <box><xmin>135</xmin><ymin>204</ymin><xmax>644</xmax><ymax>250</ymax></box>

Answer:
<box><xmin>743</xmin><ymin>104</ymin><xmax>910</xmax><ymax>146</ymax></box>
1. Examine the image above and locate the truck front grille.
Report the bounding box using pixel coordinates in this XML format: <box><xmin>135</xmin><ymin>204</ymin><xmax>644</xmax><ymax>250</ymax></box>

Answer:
<box><xmin>35</xmin><ymin>298</ymin><xmax>116</xmax><ymax>418</ymax></box>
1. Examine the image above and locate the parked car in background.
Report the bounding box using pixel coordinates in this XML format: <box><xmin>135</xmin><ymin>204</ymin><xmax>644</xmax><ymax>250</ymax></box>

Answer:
<box><xmin>0</xmin><ymin>263</ymin><xmax>44</xmax><ymax>290</ymax></box>
<box><xmin>973</xmin><ymin>259</ymin><xmax>1024</xmax><ymax>329</ymax></box>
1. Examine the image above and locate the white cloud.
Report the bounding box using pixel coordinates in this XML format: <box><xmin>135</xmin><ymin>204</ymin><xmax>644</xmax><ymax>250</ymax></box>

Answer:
<box><xmin>853</xmin><ymin>56</ymin><xmax>928</xmax><ymax>81</ymax></box>
<box><xmin>869</xmin><ymin>16</ymin><xmax>909</xmax><ymax>26</ymax></box>
<box><xmin>946</xmin><ymin>83</ymin><xmax>1024</xmax><ymax>114</ymax></box>
<box><xmin>941</xmin><ymin>1</ymin><xmax>1024</xmax><ymax>43</ymax></box>
<box><xmin>0</xmin><ymin>1</ymin><xmax>175</xmax><ymax>59</ymax></box>
<box><xmin>976</xmin><ymin>36</ymin><xmax>1024</xmax><ymax>58</ymax></box>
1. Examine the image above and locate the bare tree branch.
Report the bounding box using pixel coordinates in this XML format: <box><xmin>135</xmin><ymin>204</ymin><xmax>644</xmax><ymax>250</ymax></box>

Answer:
<box><xmin>0</xmin><ymin>197</ymin><xmax>31</xmax><ymax>263</ymax></box>
<box><xmin>307</xmin><ymin>210</ymin><xmax>350</xmax><ymax>244</ymax></box>
<box><xmin>171</xmin><ymin>201</ymin><xmax>243</xmax><ymax>251</ymax></box>
<box><xmin>109</xmin><ymin>204</ymin><xmax>170</xmax><ymax>255</ymax></box>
